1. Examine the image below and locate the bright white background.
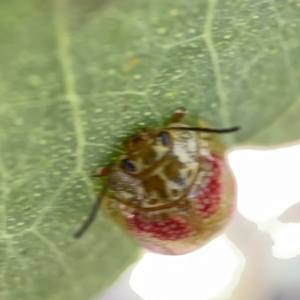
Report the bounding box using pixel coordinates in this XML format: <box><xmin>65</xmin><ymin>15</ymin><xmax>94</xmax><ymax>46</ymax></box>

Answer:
<box><xmin>100</xmin><ymin>142</ymin><xmax>300</xmax><ymax>300</ymax></box>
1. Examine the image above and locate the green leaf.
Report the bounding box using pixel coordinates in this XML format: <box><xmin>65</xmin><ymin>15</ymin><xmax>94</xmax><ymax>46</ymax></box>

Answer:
<box><xmin>0</xmin><ymin>0</ymin><xmax>300</xmax><ymax>299</ymax></box>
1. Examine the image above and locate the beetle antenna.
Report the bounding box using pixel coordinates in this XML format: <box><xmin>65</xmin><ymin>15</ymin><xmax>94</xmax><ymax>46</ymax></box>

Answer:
<box><xmin>166</xmin><ymin>126</ymin><xmax>240</xmax><ymax>134</ymax></box>
<box><xmin>74</xmin><ymin>182</ymin><xmax>109</xmax><ymax>238</ymax></box>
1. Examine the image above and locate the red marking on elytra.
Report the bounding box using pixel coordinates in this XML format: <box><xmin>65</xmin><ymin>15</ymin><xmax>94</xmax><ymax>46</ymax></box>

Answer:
<box><xmin>128</xmin><ymin>214</ymin><xmax>192</xmax><ymax>241</ymax></box>
<box><xmin>196</xmin><ymin>154</ymin><xmax>223</xmax><ymax>218</ymax></box>
<box><xmin>128</xmin><ymin>154</ymin><xmax>225</xmax><ymax>241</ymax></box>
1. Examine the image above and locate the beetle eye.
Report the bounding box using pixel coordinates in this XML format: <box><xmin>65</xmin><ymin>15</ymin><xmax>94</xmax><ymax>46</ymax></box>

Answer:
<box><xmin>121</xmin><ymin>159</ymin><xmax>136</xmax><ymax>172</ymax></box>
<box><xmin>158</xmin><ymin>131</ymin><xmax>169</xmax><ymax>146</ymax></box>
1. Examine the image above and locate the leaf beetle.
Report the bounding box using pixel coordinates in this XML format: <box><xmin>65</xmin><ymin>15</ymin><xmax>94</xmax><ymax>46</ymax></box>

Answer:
<box><xmin>74</xmin><ymin>108</ymin><xmax>240</xmax><ymax>255</ymax></box>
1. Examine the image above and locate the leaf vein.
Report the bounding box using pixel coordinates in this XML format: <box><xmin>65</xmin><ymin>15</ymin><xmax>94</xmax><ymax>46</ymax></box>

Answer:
<box><xmin>245</xmin><ymin>93</ymin><xmax>300</xmax><ymax>143</ymax></box>
<box><xmin>162</xmin><ymin>34</ymin><xmax>204</xmax><ymax>50</ymax></box>
<box><xmin>203</xmin><ymin>0</ymin><xmax>231</xmax><ymax>129</ymax></box>
<box><xmin>0</xmin><ymin>157</ymin><xmax>9</xmax><ymax>238</ymax></box>
<box><xmin>30</xmin><ymin>174</ymin><xmax>75</xmax><ymax>229</ymax></box>
<box><xmin>8</xmin><ymin>240</ymin><xmax>34</xmax><ymax>298</ymax></box>
<box><xmin>271</xmin><ymin>0</ymin><xmax>297</xmax><ymax>89</ymax></box>
<box><xmin>30</xmin><ymin>228</ymin><xmax>79</xmax><ymax>299</ymax></box>
<box><xmin>54</xmin><ymin>0</ymin><xmax>85</xmax><ymax>173</ymax></box>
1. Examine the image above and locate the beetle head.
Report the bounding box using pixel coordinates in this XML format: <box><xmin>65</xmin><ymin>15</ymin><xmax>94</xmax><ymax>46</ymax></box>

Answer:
<box><xmin>120</xmin><ymin>128</ymin><xmax>172</xmax><ymax>176</ymax></box>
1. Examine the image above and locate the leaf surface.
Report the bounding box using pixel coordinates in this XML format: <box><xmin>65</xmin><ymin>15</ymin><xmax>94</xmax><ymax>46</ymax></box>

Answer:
<box><xmin>1</xmin><ymin>0</ymin><xmax>300</xmax><ymax>299</ymax></box>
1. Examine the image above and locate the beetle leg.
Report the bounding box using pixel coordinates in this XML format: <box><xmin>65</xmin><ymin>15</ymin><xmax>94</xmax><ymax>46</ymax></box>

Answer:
<box><xmin>74</xmin><ymin>182</ymin><xmax>109</xmax><ymax>238</ymax></box>
<box><xmin>92</xmin><ymin>167</ymin><xmax>111</xmax><ymax>177</ymax></box>
<box><xmin>171</xmin><ymin>107</ymin><xmax>186</xmax><ymax>123</ymax></box>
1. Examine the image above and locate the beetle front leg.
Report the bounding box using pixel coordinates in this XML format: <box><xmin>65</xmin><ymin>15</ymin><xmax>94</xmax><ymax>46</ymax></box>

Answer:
<box><xmin>171</xmin><ymin>107</ymin><xmax>186</xmax><ymax>123</ymax></box>
<box><xmin>92</xmin><ymin>167</ymin><xmax>111</xmax><ymax>177</ymax></box>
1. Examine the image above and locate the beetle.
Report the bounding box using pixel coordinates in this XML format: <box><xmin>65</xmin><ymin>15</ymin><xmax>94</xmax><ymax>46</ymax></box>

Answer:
<box><xmin>74</xmin><ymin>108</ymin><xmax>240</xmax><ymax>255</ymax></box>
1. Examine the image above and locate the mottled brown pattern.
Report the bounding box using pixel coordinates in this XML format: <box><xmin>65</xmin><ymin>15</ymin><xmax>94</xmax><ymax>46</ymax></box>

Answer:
<box><xmin>143</xmin><ymin>174</ymin><xmax>167</xmax><ymax>199</ymax></box>
<box><xmin>128</xmin><ymin>146</ymin><xmax>157</xmax><ymax>166</ymax></box>
<box><xmin>148</xmin><ymin>198</ymin><xmax>158</xmax><ymax>205</ymax></box>
<box><xmin>108</xmin><ymin>168</ymin><xmax>142</xmax><ymax>202</ymax></box>
<box><xmin>164</xmin><ymin>157</ymin><xmax>185</xmax><ymax>182</ymax></box>
<box><xmin>124</xmin><ymin>131</ymin><xmax>157</xmax><ymax>165</ymax></box>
